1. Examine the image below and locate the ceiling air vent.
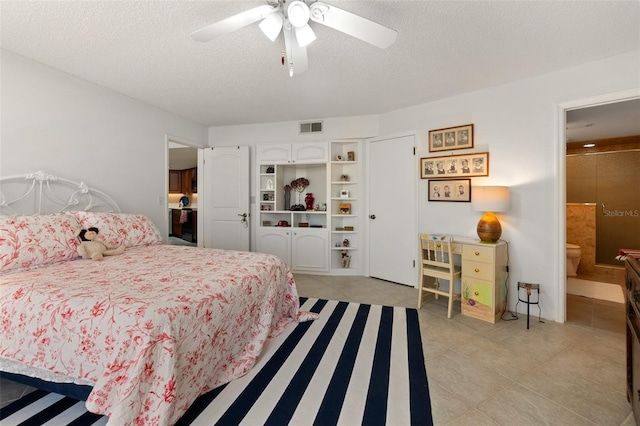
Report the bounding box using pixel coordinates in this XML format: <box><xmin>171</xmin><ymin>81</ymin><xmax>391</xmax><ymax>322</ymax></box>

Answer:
<box><xmin>299</xmin><ymin>121</ymin><xmax>323</xmax><ymax>134</ymax></box>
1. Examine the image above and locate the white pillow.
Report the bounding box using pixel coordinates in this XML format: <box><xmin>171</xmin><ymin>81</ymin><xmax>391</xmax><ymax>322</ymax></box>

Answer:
<box><xmin>70</xmin><ymin>212</ymin><xmax>162</xmax><ymax>249</ymax></box>
<box><xmin>0</xmin><ymin>213</ymin><xmax>80</xmax><ymax>274</ymax></box>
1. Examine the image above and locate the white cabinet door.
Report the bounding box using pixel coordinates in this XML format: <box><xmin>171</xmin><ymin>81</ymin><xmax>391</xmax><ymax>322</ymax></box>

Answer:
<box><xmin>256</xmin><ymin>227</ymin><xmax>292</xmax><ymax>265</ymax></box>
<box><xmin>292</xmin><ymin>228</ymin><xmax>329</xmax><ymax>272</ymax></box>
<box><xmin>292</xmin><ymin>142</ymin><xmax>328</xmax><ymax>163</ymax></box>
<box><xmin>257</xmin><ymin>142</ymin><xmax>328</xmax><ymax>164</ymax></box>
<box><xmin>256</xmin><ymin>144</ymin><xmax>291</xmax><ymax>164</ymax></box>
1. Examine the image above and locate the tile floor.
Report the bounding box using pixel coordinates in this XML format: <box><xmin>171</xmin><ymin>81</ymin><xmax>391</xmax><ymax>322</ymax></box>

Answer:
<box><xmin>1</xmin><ymin>274</ymin><xmax>634</xmax><ymax>425</ymax></box>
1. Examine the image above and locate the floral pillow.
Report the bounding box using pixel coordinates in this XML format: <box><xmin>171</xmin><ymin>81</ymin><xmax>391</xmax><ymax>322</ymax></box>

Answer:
<box><xmin>0</xmin><ymin>213</ymin><xmax>80</xmax><ymax>275</ymax></box>
<box><xmin>70</xmin><ymin>212</ymin><xmax>162</xmax><ymax>249</ymax></box>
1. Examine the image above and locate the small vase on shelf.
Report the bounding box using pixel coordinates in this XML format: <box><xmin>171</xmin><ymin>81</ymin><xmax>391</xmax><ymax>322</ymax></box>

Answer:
<box><xmin>305</xmin><ymin>193</ymin><xmax>314</xmax><ymax>211</ymax></box>
<box><xmin>284</xmin><ymin>185</ymin><xmax>291</xmax><ymax>210</ymax></box>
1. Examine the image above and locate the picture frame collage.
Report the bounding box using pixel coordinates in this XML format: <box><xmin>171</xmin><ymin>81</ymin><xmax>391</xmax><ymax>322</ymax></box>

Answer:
<box><xmin>421</xmin><ymin>123</ymin><xmax>488</xmax><ymax>203</ymax></box>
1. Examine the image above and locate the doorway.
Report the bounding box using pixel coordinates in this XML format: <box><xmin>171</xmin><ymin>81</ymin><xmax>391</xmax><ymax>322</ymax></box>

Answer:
<box><xmin>559</xmin><ymin>90</ymin><xmax>640</xmax><ymax>326</ymax></box>
<box><xmin>167</xmin><ymin>140</ymin><xmax>199</xmax><ymax>246</ymax></box>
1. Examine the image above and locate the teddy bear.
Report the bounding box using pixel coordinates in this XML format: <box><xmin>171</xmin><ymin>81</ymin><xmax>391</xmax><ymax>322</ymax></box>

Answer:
<box><xmin>76</xmin><ymin>227</ymin><xmax>125</xmax><ymax>260</ymax></box>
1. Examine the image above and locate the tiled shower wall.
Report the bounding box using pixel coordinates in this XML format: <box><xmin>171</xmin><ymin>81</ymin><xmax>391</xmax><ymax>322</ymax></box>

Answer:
<box><xmin>566</xmin><ymin>203</ymin><xmax>596</xmax><ymax>275</ymax></box>
<box><xmin>566</xmin><ymin>203</ymin><xmax>625</xmax><ymax>283</ymax></box>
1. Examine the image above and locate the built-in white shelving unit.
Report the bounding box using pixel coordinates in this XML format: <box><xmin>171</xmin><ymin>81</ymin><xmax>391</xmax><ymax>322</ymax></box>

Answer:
<box><xmin>255</xmin><ymin>140</ymin><xmax>362</xmax><ymax>275</ymax></box>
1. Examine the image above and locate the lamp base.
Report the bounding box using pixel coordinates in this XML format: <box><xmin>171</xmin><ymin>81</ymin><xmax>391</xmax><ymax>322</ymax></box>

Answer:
<box><xmin>477</xmin><ymin>212</ymin><xmax>502</xmax><ymax>242</ymax></box>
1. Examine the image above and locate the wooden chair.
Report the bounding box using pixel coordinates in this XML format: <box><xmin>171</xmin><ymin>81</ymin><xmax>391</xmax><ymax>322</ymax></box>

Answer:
<box><xmin>417</xmin><ymin>234</ymin><xmax>462</xmax><ymax>318</ymax></box>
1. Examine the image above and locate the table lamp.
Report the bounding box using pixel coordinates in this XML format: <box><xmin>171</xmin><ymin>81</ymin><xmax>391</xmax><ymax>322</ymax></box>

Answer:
<box><xmin>471</xmin><ymin>186</ymin><xmax>510</xmax><ymax>242</ymax></box>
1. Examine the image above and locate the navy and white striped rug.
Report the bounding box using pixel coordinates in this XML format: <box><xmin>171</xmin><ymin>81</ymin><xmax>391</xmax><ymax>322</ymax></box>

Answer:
<box><xmin>1</xmin><ymin>298</ymin><xmax>432</xmax><ymax>425</ymax></box>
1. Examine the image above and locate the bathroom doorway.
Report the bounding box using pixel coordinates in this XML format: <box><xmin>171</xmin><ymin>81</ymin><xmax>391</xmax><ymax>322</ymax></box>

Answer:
<box><xmin>563</xmin><ymin>96</ymin><xmax>640</xmax><ymax>330</ymax></box>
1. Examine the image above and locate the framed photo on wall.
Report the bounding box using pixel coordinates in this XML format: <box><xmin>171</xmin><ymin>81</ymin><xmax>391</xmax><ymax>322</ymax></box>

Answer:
<box><xmin>428</xmin><ymin>179</ymin><xmax>471</xmax><ymax>202</ymax></box>
<box><xmin>428</xmin><ymin>124</ymin><xmax>474</xmax><ymax>152</ymax></box>
<box><xmin>420</xmin><ymin>152</ymin><xmax>489</xmax><ymax>179</ymax></box>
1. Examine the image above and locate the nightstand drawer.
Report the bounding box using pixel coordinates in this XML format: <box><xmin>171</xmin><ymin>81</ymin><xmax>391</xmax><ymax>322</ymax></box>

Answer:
<box><xmin>462</xmin><ymin>260</ymin><xmax>494</xmax><ymax>281</ymax></box>
<box><xmin>462</xmin><ymin>245</ymin><xmax>495</xmax><ymax>263</ymax></box>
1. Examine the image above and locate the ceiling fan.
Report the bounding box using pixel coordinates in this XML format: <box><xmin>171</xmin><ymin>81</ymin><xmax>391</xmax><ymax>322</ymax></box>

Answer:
<box><xmin>191</xmin><ymin>0</ymin><xmax>397</xmax><ymax>76</ymax></box>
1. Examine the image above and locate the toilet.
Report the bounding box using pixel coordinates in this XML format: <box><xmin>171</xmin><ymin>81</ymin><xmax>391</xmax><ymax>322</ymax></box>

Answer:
<box><xmin>566</xmin><ymin>243</ymin><xmax>582</xmax><ymax>276</ymax></box>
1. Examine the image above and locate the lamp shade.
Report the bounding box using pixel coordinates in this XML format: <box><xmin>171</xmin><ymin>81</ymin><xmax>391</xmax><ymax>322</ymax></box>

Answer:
<box><xmin>471</xmin><ymin>186</ymin><xmax>510</xmax><ymax>242</ymax></box>
<box><xmin>471</xmin><ymin>186</ymin><xmax>510</xmax><ymax>213</ymax></box>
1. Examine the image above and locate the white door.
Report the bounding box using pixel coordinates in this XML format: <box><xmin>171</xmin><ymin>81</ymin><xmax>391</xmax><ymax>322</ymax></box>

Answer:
<box><xmin>202</xmin><ymin>146</ymin><xmax>250</xmax><ymax>251</ymax></box>
<box><xmin>367</xmin><ymin>134</ymin><xmax>417</xmax><ymax>286</ymax></box>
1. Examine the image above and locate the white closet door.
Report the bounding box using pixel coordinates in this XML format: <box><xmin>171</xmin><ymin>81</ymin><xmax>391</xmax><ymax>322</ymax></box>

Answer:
<box><xmin>202</xmin><ymin>146</ymin><xmax>250</xmax><ymax>251</ymax></box>
<box><xmin>367</xmin><ymin>134</ymin><xmax>417</xmax><ymax>287</ymax></box>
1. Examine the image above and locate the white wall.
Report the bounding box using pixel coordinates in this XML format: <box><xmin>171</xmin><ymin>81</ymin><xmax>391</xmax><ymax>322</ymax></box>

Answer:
<box><xmin>378</xmin><ymin>50</ymin><xmax>640</xmax><ymax>321</ymax></box>
<box><xmin>0</xmin><ymin>49</ymin><xmax>208</xmax><ymax>236</ymax></box>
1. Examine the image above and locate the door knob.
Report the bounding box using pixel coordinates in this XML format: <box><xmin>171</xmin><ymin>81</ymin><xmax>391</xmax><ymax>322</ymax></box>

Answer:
<box><xmin>369</xmin><ymin>214</ymin><xmax>376</xmax><ymax>219</ymax></box>
<box><xmin>238</xmin><ymin>213</ymin><xmax>248</xmax><ymax>227</ymax></box>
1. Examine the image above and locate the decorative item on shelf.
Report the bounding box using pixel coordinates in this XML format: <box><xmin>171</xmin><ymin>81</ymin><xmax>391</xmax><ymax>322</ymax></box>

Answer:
<box><xmin>290</xmin><ymin>204</ymin><xmax>306</xmax><ymax>211</ymax></box>
<box><xmin>291</xmin><ymin>177</ymin><xmax>310</xmax><ymax>206</ymax></box>
<box><xmin>291</xmin><ymin>177</ymin><xmax>309</xmax><ymax>191</ymax></box>
<box><xmin>347</xmin><ymin>151</ymin><xmax>355</xmax><ymax>161</ymax></box>
<box><xmin>471</xmin><ymin>186</ymin><xmax>510</xmax><ymax>242</ymax></box>
<box><xmin>341</xmin><ymin>250</ymin><xmax>351</xmax><ymax>268</ymax></box>
<box><xmin>266</xmin><ymin>179</ymin><xmax>274</xmax><ymax>189</ymax></box>
<box><xmin>315</xmin><ymin>204</ymin><xmax>320</xmax><ymax>211</ymax></box>
<box><xmin>335</xmin><ymin>154</ymin><xmax>343</xmax><ymax>161</ymax></box>
<box><xmin>305</xmin><ymin>192</ymin><xmax>314</xmax><ymax>210</ymax></box>
<box><xmin>321</xmin><ymin>203</ymin><xmax>327</xmax><ymax>211</ymax></box>
<box><xmin>340</xmin><ymin>174</ymin><xmax>349</xmax><ymax>181</ymax></box>
<box><xmin>344</xmin><ymin>226</ymin><xmax>354</xmax><ymax>231</ymax></box>
<box><xmin>299</xmin><ymin>222</ymin><xmax>309</xmax><ymax>227</ymax></box>
<box><xmin>339</xmin><ymin>189</ymin><xmax>350</xmax><ymax>198</ymax></box>
<box><xmin>276</xmin><ymin>220</ymin><xmax>290</xmax><ymax>227</ymax></box>
<box><xmin>266</xmin><ymin>166</ymin><xmax>274</xmax><ymax>173</ymax></box>
<box><xmin>263</xmin><ymin>194</ymin><xmax>270</xmax><ymax>201</ymax></box>
<box><xmin>262</xmin><ymin>220</ymin><xmax>272</xmax><ymax>226</ymax></box>
<box><xmin>339</xmin><ymin>203</ymin><xmax>351</xmax><ymax>215</ymax></box>
<box><xmin>284</xmin><ymin>184</ymin><xmax>291</xmax><ymax>210</ymax></box>
<box><xmin>336</xmin><ymin>227</ymin><xmax>344</xmax><ymax>231</ymax></box>
<box><xmin>342</xmin><ymin>238</ymin><xmax>350</xmax><ymax>247</ymax></box>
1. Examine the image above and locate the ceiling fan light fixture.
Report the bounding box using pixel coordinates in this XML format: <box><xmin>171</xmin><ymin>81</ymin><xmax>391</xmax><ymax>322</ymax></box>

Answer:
<box><xmin>295</xmin><ymin>24</ymin><xmax>316</xmax><ymax>47</ymax></box>
<box><xmin>259</xmin><ymin>12</ymin><xmax>283</xmax><ymax>41</ymax></box>
<box><xmin>288</xmin><ymin>1</ymin><xmax>310</xmax><ymax>28</ymax></box>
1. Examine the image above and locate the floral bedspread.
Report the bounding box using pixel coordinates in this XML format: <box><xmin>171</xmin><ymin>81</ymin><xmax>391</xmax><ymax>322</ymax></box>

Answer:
<box><xmin>0</xmin><ymin>245</ymin><xmax>314</xmax><ymax>425</ymax></box>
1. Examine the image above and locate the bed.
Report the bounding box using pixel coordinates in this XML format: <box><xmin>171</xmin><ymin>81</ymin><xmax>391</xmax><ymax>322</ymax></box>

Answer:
<box><xmin>0</xmin><ymin>171</ymin><xmax>315</xmax><ymax>425</ymax></box>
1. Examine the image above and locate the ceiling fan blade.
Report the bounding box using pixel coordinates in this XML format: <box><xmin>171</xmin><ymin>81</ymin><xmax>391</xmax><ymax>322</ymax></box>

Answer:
<box><xmin>191</xmin><ymin>5</ymin><xmax>277</xmax><ymax>42</ymax></box>
<box><xmin>309</xmin><ymin>1</ymin><xmax>397</xmax><ymax>49</ymax></box>
<box><xmin>283</xmin><ymin>20</ymin><xmax>308</xmax><ymax>76</ymax></box>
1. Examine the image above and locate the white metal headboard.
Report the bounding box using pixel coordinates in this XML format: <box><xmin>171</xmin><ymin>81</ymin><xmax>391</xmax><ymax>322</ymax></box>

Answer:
<box><xmin>0</xmin><ymin>170</ymin><xmax>121</xmax><ymax>215</ymax></box>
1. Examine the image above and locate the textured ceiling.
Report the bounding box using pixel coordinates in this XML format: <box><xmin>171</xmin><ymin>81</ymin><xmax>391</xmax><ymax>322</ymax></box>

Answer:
<box><xmin>1</xmin><ymin>1</ymin><xmax>639</xmax><ymax>128</ymax></box>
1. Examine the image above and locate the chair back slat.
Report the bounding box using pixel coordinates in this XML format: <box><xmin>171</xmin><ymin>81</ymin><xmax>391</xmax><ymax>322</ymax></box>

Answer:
<box><xmin>420</xmin><ymin>235</ymin><xmax>454</xmax><ymax>268</ymax></box>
